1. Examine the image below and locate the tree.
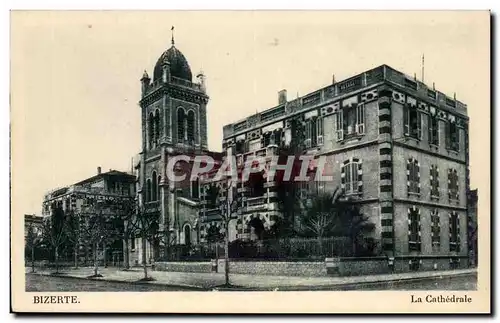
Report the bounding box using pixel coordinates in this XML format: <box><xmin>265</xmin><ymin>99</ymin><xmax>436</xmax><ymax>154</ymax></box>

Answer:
<box><xmin>41</xmin><ymin>205</ymin><xmax>67</xmax><ymax>274</ymax></box>
<box><xmin>25</xmin><ymin>222</ymin><xmax>43</xmax><ymax>273</ymax></box>
<box><xmin>108</xmin><ymin>198</ymin><xmax>136</xmax><ymax>270</ymax></box>
<box><xmin>301</xmin><ymin>191</ymin><xmax>339</xmax><ymax>255</ymax></box>
<box><xmin>79</xmin><ymin>199</ymin><xmax>117</xmax><ymax>278</ymax></box>
<box><xmin>63</xmin><ymin>210</ymin><xmax>81</xmax><ymax>269</ymax></box>
<box><xmin>215</xmin><ymin>180</ymin><xmax>241</xmax><ymax>287</ymax></box>
<box><xmin>298</xmin><ymin>188</ymin><xmax>376</xmax><ymax>257</ymax></box>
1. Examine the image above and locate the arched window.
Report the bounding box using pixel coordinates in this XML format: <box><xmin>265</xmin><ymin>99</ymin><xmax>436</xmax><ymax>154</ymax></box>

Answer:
<box><xmin>184</xmin><ymin>224</ymin><xmax>191</xmax><ymax>246</ymax></box>
<box><xmin>148</xmin><ymin>112</ymin><xmax>154</xmax><ymax>148</ymax></box>
<box><xmin>151</xmin><ymin>171</ymin><xmax>157</xmax><ymax>201</ymax></box>
<box><xmin>146</xmin><ymin>179</ymin><xmax>152</xmax><ymax>202</ymax></box>
<box><xmin>187</xmin><ymin>110</ymin><xmax>195</xmax><ymax>144</ymax></box>
<box><xmin>157</xmin><ymin>175</ymin><xmax>162</xmax><ymax>200</ymax></box>
<box><xmin>177</xmin><ymin>108</ymin><xmax>185</xmax><ymax>143</ymax></box>
<box><xmin>154</xmin><ymin>110</ymin><xmax>161</xmax><ymax>144</ymax></box>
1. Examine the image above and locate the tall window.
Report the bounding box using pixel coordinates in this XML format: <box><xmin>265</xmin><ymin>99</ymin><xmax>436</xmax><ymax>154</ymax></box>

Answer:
<box><xmin>157</xmin><ymin>175</ymin><xmax>162</xmax><ymax>200</ymax></box>
<box><xmin>187</xmin><ymin>110</ymin><xmax>195</xmax><ymax>145</ymax></box>
<box><xmin>177</xmin><ymin>108</ymin><xmax>185</xmax><ymax>143</ymax></box>
<box><xmin>305</xmin><ymin>117</ymin><xmax>323</xmax><ymax>148</ymax></box>
<box><xmin>148</xmin><ymin>112</ymin><xmax>155</xmax><ymax>148</ymax></box>
<box><xmin>430</xmin><ymin>165</ymin><xmax>440</xmax><ymax>199</ymax></box>
<box><xmin>448</xmin><ymin>169</ymin><xmax>459</xmax><ymax>201</ymax></box>
<box><xmin>335</xmin><ymin>103</ymin><xmax>365</xmax><ymax>141</ymax></box>
<box><xmin>151</xmin><ymin>171</ymin><xmax>157</xmax><ymax>201</ymax></box>
<box><xmin>449</xmin><ymin>212</ymin><xmax>460</xmax><ymax>252</ymax></box>
<box><xmin>408</xmin><ymin>206</ymin><xmax>421</xmax><ymax>252</ymax></box>
<box><xmin>404</xmin><ymin>104</ymin><xmax>422</xmax><ymax>139</ymax></box>
<box><xmin>446</xmin><ymin>120</ymin><xmax>460</xmax><ymax>151</ymax></box>
<box><xmin>191</xmin><ymin>178</ymin><xmax>199</xmax><ymax>199</ymax></box>
<box><xmin>146</xmin><ymin>179</ymin><xmax>152</xmax><ymax>202</ymax></box>
<box><xmin>428</xmin><ymin>114</ymin><xmax>439</xmax><ymax>146</ymax></box>
<box><xmin>154</xmin><ymin>110</ymin><xmax>160</xmax><ymax>145</ymax></box>
<box><xmin>407</xmin><ymin>158</ymin><xmax>420</xmax><ymax>195</ymax></box>
<box><xmin>431</xmin><ymin>209</ymin><xmax>441</xmax><ymax>249</ymax></box>
<box><xmin>341</xmin><ymin>158</ymin><xmax>362</xmax><ymax>195</ymax></box>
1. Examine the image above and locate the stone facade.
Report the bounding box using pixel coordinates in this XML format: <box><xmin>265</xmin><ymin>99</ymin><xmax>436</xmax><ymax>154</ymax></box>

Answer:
<box><xmin>207</xmin><ymin>64</ymin><xmax>471</xmax><ymax>271</ymax></box>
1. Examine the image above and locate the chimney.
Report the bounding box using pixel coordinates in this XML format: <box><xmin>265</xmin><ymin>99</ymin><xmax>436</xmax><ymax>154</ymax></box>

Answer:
<box><xmin>278</xmin><ymin>89</ymin><xmax>287</xmax><ymax>105</ymax></box>
<box><xmin>97</xmin><ymin>166</ymin><xmax>101</xmax><ymax>175</ymax></box>
<box><xmin>332</xmin><ymin>74</ymin><xmax>336</xmax><ymax>84</ymax></box>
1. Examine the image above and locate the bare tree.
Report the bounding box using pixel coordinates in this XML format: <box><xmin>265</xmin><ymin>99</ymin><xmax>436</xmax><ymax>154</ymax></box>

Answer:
<box><xmin>63</xmin><ymin>210</ymin><xmax>81</xmax><ymax>268</ymax></box>
<box><xmin>25</xmin><ymin>222</ymin><xmax>43</xmax><ymax>273</ymax></box>
<box><xmin>79</xmin><ymin>199</ymin><xmax>116</xmax><ymax>278</ymax></box>
<box><xmin>41</xmin><ymin>205</ymin><xmax>67</xmax><ymax>274</ymax></box>
<box><xmin>216</xmin><ymin>180</ymin><xmax>241</xmax><ymax>287</ymax></box>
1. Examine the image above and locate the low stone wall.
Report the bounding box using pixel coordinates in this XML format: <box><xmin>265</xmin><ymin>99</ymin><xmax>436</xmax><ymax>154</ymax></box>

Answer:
<box><xmin>154</xmin><ymin>261</ymin><xmax>211</xmax><ymax>273</ymax></box>
<box><xmin>336</xmin><ymin>257</ymin><xmax>389</xmax><ymax>276</ymax></box>
<box><xmin>224</xmin><ymin>260</ymin><xmax>326</xmax><ymax>277</ymax></box>
<box><xmin>154</xmin><ymin>256</ymin><xmax>468</xmax><ymax>277</ymax></box>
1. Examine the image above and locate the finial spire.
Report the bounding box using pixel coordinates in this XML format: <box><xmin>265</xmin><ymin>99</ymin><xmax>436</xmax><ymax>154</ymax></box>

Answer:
<box><xmin>171</xmin><ymin>26</ymin><xmax>175</xmax><ymax>46</ymax></box>
<box><xmin>421</xmin><ymin>53</ymin><xmax>425</xmax><ymax>83</ymax></box>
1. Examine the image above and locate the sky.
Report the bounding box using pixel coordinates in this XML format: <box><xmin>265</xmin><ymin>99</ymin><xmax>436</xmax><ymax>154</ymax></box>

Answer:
<box><xmin>10</xmin><ymin>11</ymin><xmax>490</xmax><ymax>215</ymax></box>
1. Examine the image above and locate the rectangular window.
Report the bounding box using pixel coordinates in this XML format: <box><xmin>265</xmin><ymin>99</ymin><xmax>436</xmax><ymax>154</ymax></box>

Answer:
<box><xmin>446</xmin><ymin>121</ymin><xmax>460</xmax><ymax>151</ymax></box>
<box><xmin>316</xmin><ymin>117</ymin><xmax>324</xmax><ymax>145</ymax></box>
<box><xmin>404</xmin><ymin>105</ymin><xmax>422</xmax><ymax>140</ymax></box>
<box><xmin>448</xmin><ymin>169</ymin><xmax>459</xmax><ymax>201</ymax></box>
<box><xmin>248</xmin><ymin>139</ymin><xmax>261</xmax><ymax>152</ymax></box>
<box><xmin>408</xmin><ymin>207</ymin><xmax>421</xmax><ymax>252</ymax></box>
<box><xmin>355</xmin><ymin>103</ymin><xmax>365</xmax><ymax>135</ymax></box>
<box><xmin>431</xmin><ymin>210</ymin><xmax>441</xmax><ymax>249</ymax></box>
<box><xmin>335</xmin><ymin>112</ymin><xmax>344</xmax><ymax>141</ymax></box>
<box><xmin>304</xmin><ymin>117</ymin><xmax>321</xmax><ymax>147</ymax></box>
<box><xmin>428</xmin><ymin>115</ymin><xmax>439</xmax><ymax>146</ymax></box>
<box><xmin>407</xmin><ymin>159</ymin><xmax>420</xmax><ymax>195</ymax></box>
<box><xmin>430</xmin><ymin>165</ymin><xmax>440</xmax><ymax>199</ymax></box>
<box><xmin>342</xmin><ymin>160</ymin><xmax>361</xmax><ymax>195</ymax></box>
<box><xmin>449</xmin><ymin>212</ymin><xmax>460</xmax><ymax>252</ymax></box>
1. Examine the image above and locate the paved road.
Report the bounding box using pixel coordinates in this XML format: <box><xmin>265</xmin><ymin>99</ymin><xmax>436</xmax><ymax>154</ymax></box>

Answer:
<box><xmin>332</xmin><ymin>273</ymin><xmax>476</xmax><ymax>291</ymax></box>
<box><xmin>26</xmin><ymin>272</ymin><xmax>476</xmax><ymax>292</ymax></box>
<box><xmin>26</xmin><ymin>274</ymin><xmax>191</xmax><ymax>292</ymax></box>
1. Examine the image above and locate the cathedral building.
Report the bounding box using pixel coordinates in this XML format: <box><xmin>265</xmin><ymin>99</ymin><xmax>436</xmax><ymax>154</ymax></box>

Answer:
<box><xmin>133</xmin><ymin>34</ymin><xmax>223</xmax><ymax>264</ymax></box>
<box><xmin>205</xmin><ymin>64</ymin><xmax>470</xmax><ymax>271</ymax></box>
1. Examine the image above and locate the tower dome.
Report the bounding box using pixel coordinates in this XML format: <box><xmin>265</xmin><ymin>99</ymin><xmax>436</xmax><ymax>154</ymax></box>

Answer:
<box><xmin>153</xmin><ymin>45</ymin><xmax>193</xmax><ymax>82</ymax></box>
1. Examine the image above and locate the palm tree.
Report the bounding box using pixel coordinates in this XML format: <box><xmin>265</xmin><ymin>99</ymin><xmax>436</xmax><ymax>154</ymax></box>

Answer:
<box><xmin>299</xmin><ymin>188</ymin><xmax>376</xmax><ymax>257</ymax></box>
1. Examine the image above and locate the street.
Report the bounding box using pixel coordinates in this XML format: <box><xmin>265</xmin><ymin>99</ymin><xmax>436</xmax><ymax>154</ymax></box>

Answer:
<box><xmin>26</xmin><ymin>272</ymin><xmax>476</xmax><ymax>292</ymax></box>
<box><xmin>25</xmin><ymin>274</ymin><xmax>191</xmax><ymax>292</ymax></box>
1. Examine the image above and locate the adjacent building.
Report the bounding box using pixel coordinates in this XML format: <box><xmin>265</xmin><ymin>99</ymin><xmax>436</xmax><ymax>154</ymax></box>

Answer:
<box><xmin>42</xmin><ymin>167</ymin><xmax>136</xmax><ymax>263</ymax></box>
<box><xmin>210</xmin><ymin>64</ymin><xmax>470</xmax><ymax>271</ymax></box>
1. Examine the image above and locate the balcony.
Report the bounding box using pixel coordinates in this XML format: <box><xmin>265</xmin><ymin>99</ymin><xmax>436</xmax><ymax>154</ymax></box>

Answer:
<box><xmin>171</xmin><ymin>76</ymin><xmax>202</xmax><ymax>91</ymax></box>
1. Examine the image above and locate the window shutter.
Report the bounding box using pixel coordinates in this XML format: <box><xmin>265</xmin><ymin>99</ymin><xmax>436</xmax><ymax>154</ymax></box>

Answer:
<box><xmin>356</xmin><ymin>103</ymin><xmax>365</xmax><ymax>135</ymax></box>
<box><xmin>316</xmin><ymin>117</ymin><xmax>324</xmax><ymax>145</ymax></box>
<box><xmin>340</xmin><ymin>163</ymin><xmax>346</xmax><ymax>191</ymax></box>
<box><xmin>336</xmin><ymin>112</ymin><xmax>344</xmax><ymax>141</ymax></box>
<box><xmin>406</xmin><ymin>159</ymin><xmax>410</xmax><ymax>196</ymax></box>
<box><xmin>416</xmin><ymin>161</ymin><xmax>421</xmax><ymax>194</ymax></box>
<box><xmin>403</xmin><ymin>104</ymin><xmax>410</xmax><ymax>136</ymax></box>
<box><xmin>417</xmin><ymin>210</ymin><xmax>422</xmax><ymax>251</ymax></box>
<box><xmin>417</xmin><ymin>112</ymin><xmax>422</xmax><ymax>139</ymax></box>
<box><xmin>456</xmin><ymin>215</ymin><xmax>461</xmax><ymax>252</ymax></box>
<box><xmin>448</xmin><ymin>168</ymin><xmax>453</xmax><ymax>200</ymax></box>
<box><xmin>357</xmin><ymin>160</ymin><xmax>363</xmax><ymax>194</ymax></box>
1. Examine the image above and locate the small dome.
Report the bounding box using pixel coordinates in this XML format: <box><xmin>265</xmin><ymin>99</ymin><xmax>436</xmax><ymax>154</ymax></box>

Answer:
<box><xmin>153</xmin><ymin>45</ymin><xmax>193</xmax><ymax>82</ymax></box>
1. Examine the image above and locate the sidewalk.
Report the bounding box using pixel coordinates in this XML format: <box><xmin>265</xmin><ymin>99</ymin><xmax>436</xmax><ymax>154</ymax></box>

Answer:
<box><xmin>26</xmin><ymin>266</ymin><xmax>477</xmax><ymax>290</ymax></box>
